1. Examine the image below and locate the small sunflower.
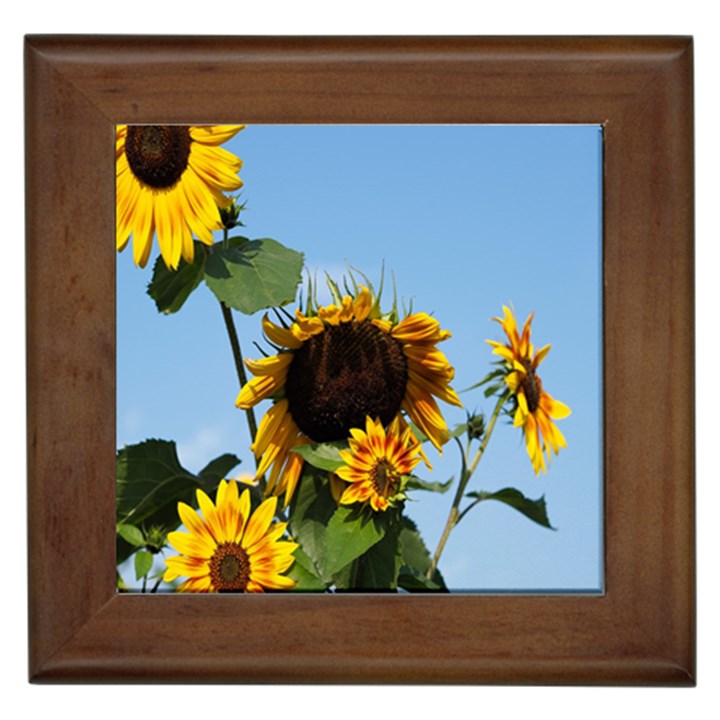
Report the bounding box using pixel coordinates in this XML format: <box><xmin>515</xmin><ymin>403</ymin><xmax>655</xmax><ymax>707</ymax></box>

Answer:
<box><xmin>236</xmin><ymin>278</ymin><xmax>462</xmax><ymax>506</ymax></box>
<box><xmin>487</xmin><ymin>305</ymin><xmax>571</xmax><ymax>475</ymax></box>
<box><xmin>116</xmin><ymin>124</ymin><xmax>244</xmax><ymax>270</ymax></box>
<box><xmin>335</xmin><ymin>416</ymin><xmax>422</xmax><ymax>512</ymax></box>
<box><xmin>163</xmin><ymin>479</ymin><xmax>297</xmax><ymax>592</ymax></box>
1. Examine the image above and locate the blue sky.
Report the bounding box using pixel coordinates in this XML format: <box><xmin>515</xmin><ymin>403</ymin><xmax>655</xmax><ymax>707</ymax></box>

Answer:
<box><xmin>117</xmin><ymin>124</ymin><xmax>603</xmax><ymax>592</ymax></box>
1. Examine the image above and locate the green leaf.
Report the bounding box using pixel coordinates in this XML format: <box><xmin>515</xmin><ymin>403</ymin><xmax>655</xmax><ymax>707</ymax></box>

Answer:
<box><xmin>288</xmin><ymin>469</ymin><xmax>338</xmax><ymax>583</ymax></box>
<box><xmin>197</xmin><ymin>453</ymin><xmax>241</xmax><ymax>484</ymax></box>
<box><xmin>461</xmin><ymin>367</ymin><xmax>506</xmax><ymax>393</ymax></box>
<box><xmin>483</xmin><ymin>383</ymin><xmax>504</xmax><ymax>398</ymax></box>
<box><xmin>146</xmin><ymin>242</ymin><xmax>206</xmax><ymax>314</ymax></box>
<box><xmin>204</xmin><ymin>238</ymin><xmax>304</xmax><ymax>315</ymax></box>
<box><xmin>116</xmin><ymin>523</ymin><xmax>144</xmax><ymax>547</ymax></box>
<box><xmin>351</xmin><ymin>516</ymin><xmax>403</xmax><ymax>590</ymax></box>
<box><xmin>134</xmin><ymin>550</ymin><xmax>153</xmax><ymax>581</ymax></box>
<box><xmin>407</xmin><ymin>421</ymin><xmax>428</xmax><ymax>444</ymax></box>
<box><xmin>466</xmin><ymin>487</ymin><xmax>555</xmax><ymax>529</ymax></box>
<box><xmin>293</xmin><ymin>442</ymin><xmax>346</xmax><ymax>472</ymax></box>
<box><xmin>286</xmin><ymin>546</ymin><xmax>328</xmax><ymax>591</ymax></box>
<box><xmin>117</xmin><ymin>536</ymin><xmax>135</xmax><ymax>567</ymax></box>
<box><xmin>322</xmin><ymin>506</ymin><xmax>386</xmax><ymax>580</ymax></box>
<box><xmin>397</xmin><ymin>567</ymin><xmax>444</xmax><ymax>592</ymax></box>
<box><xmin>407</xmin><ymin>421</ymin><xmax>465</xmax><ymax>446</ymax></box>
<box><xmin>398</xmin><ymin>516</ymin><xmax>447</xmax><ymax>591</ymax></box>
<box><xmin>406</xmin><ymin>475</ymin><xmax>453</xmax><ymax>494</ymax></box>
<box><xmin>226</xmin><ymin>235</ymin><xmax>251</xmax><ymax>247</ymax></box>
<box><xmin>288</xmin><ymin>468</ymin><xmax>389</xmax><ymax>585</ymax></box>
<box><xmin>116</xmin><ymin>439</ymin><xmax>212</xmax><ymax>532</ymax></box>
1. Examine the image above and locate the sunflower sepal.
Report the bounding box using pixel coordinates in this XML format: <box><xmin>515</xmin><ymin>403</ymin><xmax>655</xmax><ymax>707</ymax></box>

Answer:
<box><xmin>218</xmin><ymin>196</ymin><xmax>247</xmax><ymax>230</ymax></box>
<box><xmin>466</xmin><ymin>412</ymin><xmax>486</xmax><ymax>442</ymax></box>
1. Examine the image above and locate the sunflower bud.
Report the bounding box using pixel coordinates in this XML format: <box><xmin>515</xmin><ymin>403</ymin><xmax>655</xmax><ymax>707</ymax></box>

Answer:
<box><xmin>144</xmin><ymin>525</ymin><xmax>168</xmax><ymax>554</ymax></box>
<box><xmin>467</xmin><ymin>412</ymin><xmax>486</xmax><ymax>442</ymax></box>
<box><xmin>219</xmin><ymin>196</ymin><xmax>246</xmax><ymax>230</ymax></box>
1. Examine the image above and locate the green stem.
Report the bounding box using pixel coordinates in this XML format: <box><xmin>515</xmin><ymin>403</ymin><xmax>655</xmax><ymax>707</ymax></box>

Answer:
<box><xmin>426</xmin><ymin>391</ymin><xmax>509</xmax><ymax>580</ymax></box>
<box><xmin>149</xmin><ymin>575</ymin><xmax>164</xmax><ymax>594</ymax></box>
<box><xmin>218</xmin><ymin>230</ymin><xmax>260</xmax><ymax>456</ymax></box>
<box><xmin>219</xmin><ymin>301</ymin><xmax>259</xmax><ymax>448</ymax></box>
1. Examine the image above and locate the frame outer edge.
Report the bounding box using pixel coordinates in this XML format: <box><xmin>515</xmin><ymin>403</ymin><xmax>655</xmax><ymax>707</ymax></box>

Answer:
<box><xmin>25</xmin><ymin>36</ymin><xmax>117</xmax><ymax>680</ymax></box>
<box><xmin>24</xmin><ymin>35</ymin><xmax>695</xmax><ymax>685</ymax></box>
<box><xmin>602</xmin><ymin>38</ymin><xmax>695</xmax><ymax>683</ymax></box>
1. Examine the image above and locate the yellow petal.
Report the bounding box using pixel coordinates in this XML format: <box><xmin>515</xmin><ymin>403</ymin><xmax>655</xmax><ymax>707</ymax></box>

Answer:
<box><xmin>177</xmin><ymin>502</ymin><xmax>215</xmax><ymax>546</ymax></box>
<box><xmin>252</xmin><ymin>399</ymin><xmax>290</xmax><ymax>457</ymax></box>
<box><xmin>318</xmin><ymin>303</ymin><xmax>342</xmax><ymax>325</ymax></box>
<box><xmin>236</xmin><ymin>374</ymin><xmax>282</xmax><ymax>409</ymax></box>
<box><xmin>278</xmin><ymin>450</ymin><xmax>306</xmax><ymax>508</ymax></box>
<box><xmin>392</xmin><ymin>313</ymin><xmax>451</xmax><ymax>343</ymax></box>
<box><xmin>408</xmin><ymin>368</ymin><xmax>462</xmax><ymax>408</ymax></box>
<box><xmin>242</xmin><ymin>496</ymin><xmax>278</xmax><ymax>549</ymax></box>
<box><xmin>534</xmin><ymin>344</ymin><xmax>552</xmax><ymax>367</ymax></box>
<box><xmin>189</xmin><ymin>125</ymin><xmax>245</xmax><ymax>146</ymax></box>
<box><xmin>339</xmin><ymin>295</ymin><xmax>354</xmax><ymax>322</ymax></box>
<box><xmin>353</xmin><ymin>286</ymin><xmax>372</xmax><ymax>322</ymax></box>
<box><xmin>294</xmin><ymin>311</ymin><xmax>325</xmax><ymax>336</ymax></box>
<box><xmin>505</xmin><ymin>371</ymin><xmax>521</xmax><ymax>393</ymax></box>
<box><xmin>196</xmin><ymin>487</ymin><xmax>227</xmax><ymax>543</ymax></box>
<box><xmin>164</xmin><ymin>555</ymin><xmax>209</xmax><ymax>579</ymax></box>
<box><xmin>166</xmin><ymin>530</ymin><xmax>214</xmax><ymax>560</ymax></box>
<box><xmin>372</xmin><ymin>318</ymin><xmax>393</xmax><ymax>334</ymax></box>
<box><xmin>244</xmin><ymin>352</ymin><xmax>293</xmax><ymax>377</ymax></box>
<box><xmin>262</xmin><ymin>314</ymin><xmax>303</xmax><ymax>349</ymax></box>
<box><xmin>540</xmin><ymin>393</ymin><xmax>571</xmax><ymax>419</ymax></box>
<box><xmin>402</xmin><ymin>385</ymin><xmax>450</xmax><ymax>450</ymax></box>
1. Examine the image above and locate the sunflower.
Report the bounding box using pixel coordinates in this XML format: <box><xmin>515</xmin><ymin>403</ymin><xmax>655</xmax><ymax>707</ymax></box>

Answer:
<box><xmin>116</xmin><ymin>124</ymin><xmax>244</xmax><ymax>270</ymax></box>
<box><xmin>236</xmin><ymin>279</ymin><xmax>462</xmax><ymax>506</ymax></box>
<box><xmin>487</xmin><ymin>305</ymin><xmax>571</xmax><ymax>474</ymax></box>
<box><xmin>163</xmin><ymin>479</ymin><xmax>297</xmax><ymax>592</ymax></box>
<box><xmin>334</xmin><ymin>415</ymin><xmax>422</xmax><ymax>512</ymax></box>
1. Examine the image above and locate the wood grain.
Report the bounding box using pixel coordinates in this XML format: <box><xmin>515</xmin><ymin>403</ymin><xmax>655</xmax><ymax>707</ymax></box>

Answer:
<box><xmin>25</xmin><ymin>35</ymin><xmax>695</xmax><ymax>685</ymax></box>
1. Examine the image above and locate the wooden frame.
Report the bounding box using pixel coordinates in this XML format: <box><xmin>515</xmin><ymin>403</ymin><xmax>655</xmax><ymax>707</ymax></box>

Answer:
<box><xmin>25</xmin><ymin>35</ymin><xmax>694</xmax><ymax>684</ymax></box>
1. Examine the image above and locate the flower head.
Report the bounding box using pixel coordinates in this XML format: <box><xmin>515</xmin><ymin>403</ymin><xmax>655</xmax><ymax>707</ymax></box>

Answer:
<box><xmin>163</xmin><ymin>480</ymin><xmax>297</xmax><ymax>592</ymax></box>
<box><xmin>236</xmin><ymin>276</ymin><xmax>462</xmax><ymax>506</ymax></box>
<box><xmin>116</xmin><ymin>125</ymin><xmax>244</xmax><ymax>269</ymax></box>
<box><xmin>335</xmin><ymin>416</ymin><xmax>422</xmax><ymax>512</ymax></box>
<box><xmin>487</xmin><ymin>305</ymin><xmax>571</xmax><ymax>474</ymax></box>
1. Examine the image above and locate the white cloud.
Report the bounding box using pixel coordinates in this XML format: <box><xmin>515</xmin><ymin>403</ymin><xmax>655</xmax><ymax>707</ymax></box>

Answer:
<box><xmin>176</xmin><ymin>425</ymin><xmax>230</xmax><ymax>474</ymax></box>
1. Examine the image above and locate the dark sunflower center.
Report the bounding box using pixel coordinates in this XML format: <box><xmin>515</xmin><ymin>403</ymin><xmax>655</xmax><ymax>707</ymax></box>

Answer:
<box><xmin>519</xmin><ymin>359</ymin><xmax>542</xmax><ymax>413</ymax></box>
<box><xmin>124</xmin><ymin>125</ymin><xmax>191</xmax><ymax>188</ymax></box>
<box><xmin>209</xmin><ymin>542</ymin><xmax>250</xmax><ymax>592</ymax></box>
<box><xmin>285</xmin><ymin>320</ymin><xmax>408</xmax><ymax>442</ymax></box>
<box><xmin>372</xmin><ymin>460</ymin><xmax>398</xmax><ymax>498</ymax></box>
